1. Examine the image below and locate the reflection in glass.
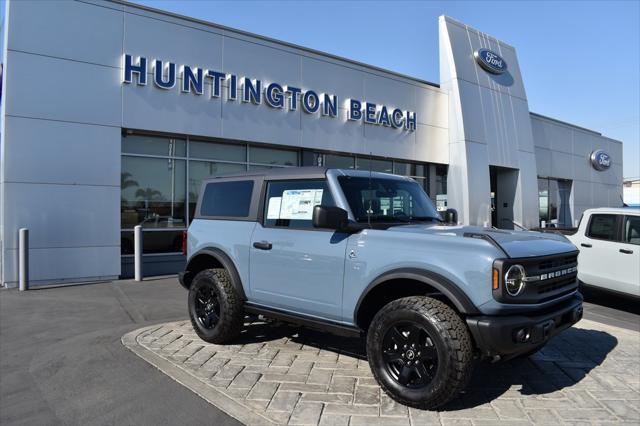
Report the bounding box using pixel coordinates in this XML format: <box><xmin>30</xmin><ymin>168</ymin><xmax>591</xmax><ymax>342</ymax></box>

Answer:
<box><xmin>122</xmin><ymin>134</ymin><xmax>186</xmax><ymax>157</ymax></box>
<box><xmin>121</xmin><ymin>230</ymin><xmax>184</xmax><ymax>255</ymax></box>
<box><xmin>121</xmin><ymin>156</ymin><xmax>186</xmax><ymax>229</ymax></box>
<box><xmin>538</xmin><ymin>177</ymin><xmax>572</xmax><ymax>227</ymax></box>
<box><xmin>538</xmin><ymin>178</ymin><xmax>550</xmax><ymax>223</ymax></box>
<box><xmin>190</xmin><ymin>140</ymin><xmax>246</xmax><ymax>162</ymax></box>
<box><xmin>324</xmin><ymin>154</ymin><xmax>355</xmax><ymax>169</ymax></box>
<box><xmin>249</xmin><ymin>146</ymin><xmax>298</xmax><ymax>166</ymax></box>
<box><xmin>394</xmin><ymin>161</ymin><xmax>415</xmax><ymax>176</ymax></box>
<box><xmin>356</xmin><ymin>158</ymin><xmax>393</xmax><ymax>173</ymax></box>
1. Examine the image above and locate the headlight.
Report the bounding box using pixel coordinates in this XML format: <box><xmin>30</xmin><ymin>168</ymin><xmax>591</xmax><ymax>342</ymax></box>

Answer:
<box><xmin>505</xmin><ymin>264</ymin><xmax>526</xmax><ymax>296</ymax></box>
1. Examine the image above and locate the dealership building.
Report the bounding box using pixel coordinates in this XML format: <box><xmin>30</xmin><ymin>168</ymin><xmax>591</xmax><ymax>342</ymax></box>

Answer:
<box><xmin>0</xmin><ymin>0</ymin><xmax>624</xmax><ymax>287</ymax></box>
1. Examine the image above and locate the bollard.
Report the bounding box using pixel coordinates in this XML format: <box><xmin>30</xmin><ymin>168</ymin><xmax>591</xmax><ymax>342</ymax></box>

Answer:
<box><xmin>541</xmin><ymin>220</ymin><xmax>546</xmax><ymax>228</ymax></box>
<box><xmin>134</xmin><ymin>225</ymin><xmax>143</xmax><ymax>281</ymax></box>
<box><xmin>19</xmin><ymin>228</ymin><xmax>29</xmax><ymax>291</ymax></box>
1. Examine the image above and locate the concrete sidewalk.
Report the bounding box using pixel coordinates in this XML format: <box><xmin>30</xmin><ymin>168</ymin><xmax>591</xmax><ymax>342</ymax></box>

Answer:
<box><xmin>0</xmin><ymin>277</ymin><xmax>240</xmax><ymax>426</ymax></box>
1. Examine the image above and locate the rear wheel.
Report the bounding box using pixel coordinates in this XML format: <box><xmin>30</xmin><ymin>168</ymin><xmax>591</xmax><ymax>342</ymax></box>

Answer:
<box><xmin>188</xmin><ymin>268</ymin><xmax>243</xmax><ymax>344</ymax></box>
<box><xmin>366</xmin><ymin>296</ymin><xmax>474</xmax><ymax>409</ymax></box>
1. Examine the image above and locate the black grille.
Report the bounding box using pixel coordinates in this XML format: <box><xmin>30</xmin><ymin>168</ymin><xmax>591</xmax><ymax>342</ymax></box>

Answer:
<box><xmin>536</xmin><ymin>254</ymin><xmax>578</xmax><ymax>272</ymax></box>
<box><xmin>493</xmin><ymin>251</ymin><xmax>579</xmax><ymax>304</ymax></box>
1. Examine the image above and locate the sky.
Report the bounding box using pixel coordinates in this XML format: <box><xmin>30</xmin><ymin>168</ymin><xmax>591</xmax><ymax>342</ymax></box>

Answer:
<box><xmin>2</xmin><ymin>0</ymin><xmax>638</xmax><ymax>177</ymax></box>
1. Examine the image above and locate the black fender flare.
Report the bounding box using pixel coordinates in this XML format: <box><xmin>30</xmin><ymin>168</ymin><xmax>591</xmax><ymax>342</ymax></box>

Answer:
<box><xmin>181</xmin><ymin>247</ymin><xmax>247</xmax><ymax>301</ymax></box>
<box><xmin>353</xmin><ymin>268</ymin><xmax>480</xmax><ymax>325</ymax></box>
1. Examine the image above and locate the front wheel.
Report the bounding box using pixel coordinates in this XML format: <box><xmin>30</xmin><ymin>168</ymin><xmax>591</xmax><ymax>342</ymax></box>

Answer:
<box><xmin>188</xmin><ymin>268</ymin><xmax>244</xmax><ymax>344</ymax></box>
<box><xmin>366</xmin><ymin>296</ymin><xmax>474</xmax><ymax>409</ymax></box>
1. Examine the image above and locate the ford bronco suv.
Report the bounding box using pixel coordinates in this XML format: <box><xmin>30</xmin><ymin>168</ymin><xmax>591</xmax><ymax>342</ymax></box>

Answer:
<box><xmin>179</xmin><ymin>167</ymin><xmax>583</xmax><ymax>409</ymax></box>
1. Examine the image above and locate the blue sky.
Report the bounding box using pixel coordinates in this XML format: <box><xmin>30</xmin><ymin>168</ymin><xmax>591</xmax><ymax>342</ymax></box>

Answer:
<box><xmin>2</xmin><ymin>0</ymin><xmax>638</xmax><ymax>177</ymax></box>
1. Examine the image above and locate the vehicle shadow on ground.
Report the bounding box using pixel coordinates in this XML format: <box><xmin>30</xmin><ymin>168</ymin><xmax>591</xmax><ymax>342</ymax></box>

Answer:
<box><xmin>235</xmin><ymin>319</ymin><xmax>618</xmax><ymax>411</ymax></box>
<box><xmin>442</xmin><ymin>327</ymin><xmax>618</xmax><ymax>410</ymax></box>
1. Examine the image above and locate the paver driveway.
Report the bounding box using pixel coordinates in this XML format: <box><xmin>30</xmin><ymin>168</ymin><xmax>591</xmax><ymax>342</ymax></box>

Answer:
<box><xmin>123</xmin><ymin>317</ymin><xmax>640</xmax><ymax>425</ymax></box>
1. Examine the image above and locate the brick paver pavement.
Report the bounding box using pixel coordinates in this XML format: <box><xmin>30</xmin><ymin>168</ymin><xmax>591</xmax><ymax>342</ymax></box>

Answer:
<box><xmin>123</xmin><ymin>317</ymin><xmax>639</xmax><ymax>425</ymax></box>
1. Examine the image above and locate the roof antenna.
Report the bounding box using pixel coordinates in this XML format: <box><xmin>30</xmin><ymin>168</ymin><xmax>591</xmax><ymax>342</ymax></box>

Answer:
<box><xmin>367</xmin><ymin>153</ymin><xmax>373</xmax><ymax>229</ymax></box>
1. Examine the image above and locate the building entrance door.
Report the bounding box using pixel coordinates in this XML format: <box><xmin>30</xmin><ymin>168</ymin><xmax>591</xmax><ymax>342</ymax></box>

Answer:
<box><xmin>490</xmin><ymin>166</ymin><xmax>519</xmax><ymax>229</ymax></box>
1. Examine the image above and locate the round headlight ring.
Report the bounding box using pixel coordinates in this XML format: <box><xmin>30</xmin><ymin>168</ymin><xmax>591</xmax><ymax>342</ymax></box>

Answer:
<box><xmin>505</xmin><ymin>264</ymin><xmax>526</xmax><ymax>296</ymax></box>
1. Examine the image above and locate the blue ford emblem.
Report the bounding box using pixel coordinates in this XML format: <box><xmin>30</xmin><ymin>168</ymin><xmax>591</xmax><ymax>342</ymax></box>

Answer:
<box><xmin>590</xmin><ymin>150</ymin><xmax>611</xmax><ymax>171</ymax></box>
<box><xmin>474</xmin><ymin>48</ymin><xmax>507</xmax><ymax>74</ymax></box>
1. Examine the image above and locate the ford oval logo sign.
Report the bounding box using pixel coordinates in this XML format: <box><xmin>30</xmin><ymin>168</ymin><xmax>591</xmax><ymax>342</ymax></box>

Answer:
<box><xmin>474</xmin><ymin>48</ymin><xmax>507</xmax><ymax>74</ymax></box>
<box><xmin>590</xmin><ymin>149</ymin><xmax>611</xmax><ymax>171</ymax></box>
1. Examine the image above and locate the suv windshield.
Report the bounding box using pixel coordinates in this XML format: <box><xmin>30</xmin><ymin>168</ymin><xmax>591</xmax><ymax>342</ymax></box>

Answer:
<box><xmin>338</xmin><ymin>176</ymin><xmax>441</xmax><ymax>224</ymax></box>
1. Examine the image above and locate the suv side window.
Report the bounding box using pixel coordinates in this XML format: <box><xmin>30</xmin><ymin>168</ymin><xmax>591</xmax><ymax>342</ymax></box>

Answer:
<box><xmin>200</xmin><ymin>180</ymin><xmax>254</xmax><ymax>217</ymax></box>
<box><xmin>624</xmin><ymin>216</ymin><xmax>640</xmax><ymax>245</ymax></box>
<box><xmin>587</xmin><ymin>214</ymin><xmax>619</xmax><ymax>241</ymax></box>
<box><xmin>263</xmin><ymin>179</ymin><xmax>335</xmax><ymax>229</ymax></box>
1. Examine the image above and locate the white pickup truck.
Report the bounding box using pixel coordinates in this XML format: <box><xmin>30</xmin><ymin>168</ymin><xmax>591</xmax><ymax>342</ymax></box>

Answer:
<box><xmin>567</xmin><ymin>207</ymin><xmax>640</xmax><ymax>298</ymax></box>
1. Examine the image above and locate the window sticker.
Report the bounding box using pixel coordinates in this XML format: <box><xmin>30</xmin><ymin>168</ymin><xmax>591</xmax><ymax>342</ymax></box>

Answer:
<box><xmin>280</xmin><ymin>189</ymin><xmax>324</xmax><ymax>220</ymax></box>
<box><xmin>266</xmin><ymin>197</ymin><xmax>282</xmax><ymax>219</ymax></box>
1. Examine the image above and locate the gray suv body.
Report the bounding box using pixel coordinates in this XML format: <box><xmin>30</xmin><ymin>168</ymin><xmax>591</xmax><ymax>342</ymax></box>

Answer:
<box><xmin>179</xmin><ymin>167</ymin><xmax>583</xmax><ymax>408</ymax></box>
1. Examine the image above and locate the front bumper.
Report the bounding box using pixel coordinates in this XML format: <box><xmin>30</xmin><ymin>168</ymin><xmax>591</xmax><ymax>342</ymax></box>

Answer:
<box><xmin>466</xmin><ymin>293</ymin><xmax>583</xmax><ymax>360</ymax></box>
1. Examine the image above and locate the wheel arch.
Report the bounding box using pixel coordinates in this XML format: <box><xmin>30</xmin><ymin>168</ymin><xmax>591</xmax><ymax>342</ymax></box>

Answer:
<box><xmin>354</xmin><ymin>268</ymin><xmax>480</xmax><ymax>330</ymax></box>
<box><xmin>181</xmin><ymin>248</ymin><xmax>247</xmax><ymax>301</ymax></box>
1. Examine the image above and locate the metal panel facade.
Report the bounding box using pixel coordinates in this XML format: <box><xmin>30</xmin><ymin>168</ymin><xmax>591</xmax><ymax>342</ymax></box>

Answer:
<box><xmin>0</xmin><ymin>0</ymin><xmax>624</xmax><ymax>286</ymax></box>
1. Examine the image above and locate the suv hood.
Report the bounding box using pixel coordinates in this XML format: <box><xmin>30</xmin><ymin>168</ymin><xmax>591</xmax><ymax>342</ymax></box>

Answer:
<box><xmin>387</xmin><ymin>225</ymin><xmax>577</xmax><ymax>258</ymax></box>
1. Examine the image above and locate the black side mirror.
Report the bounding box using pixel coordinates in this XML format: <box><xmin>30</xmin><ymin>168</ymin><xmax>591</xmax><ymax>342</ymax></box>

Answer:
<box><xmin>444</xmin><ymin>208</ymin><xmax>458</xmax><ymax>224</ymax></box>
<box><xmin>313</xmin><ymin>205</ymin><xmax>348</xmax><ymax>230</ymax></box>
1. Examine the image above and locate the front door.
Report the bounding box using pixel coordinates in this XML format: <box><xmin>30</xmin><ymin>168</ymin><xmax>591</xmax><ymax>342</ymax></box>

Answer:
<box><xmin>577</xmin><ymin>214</ymin><xmax>625</xmax><ymax>292</ymax></box>
<box><xmin>249</xmin><ymin>179</ymin><xmax>348</xmax><ymax>321</ymax></box>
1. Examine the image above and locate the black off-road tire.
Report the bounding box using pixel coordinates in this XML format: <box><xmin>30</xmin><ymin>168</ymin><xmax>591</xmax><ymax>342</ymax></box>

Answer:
<box><xmin>188</xmin><ymin>268</ymin><xmax>244</xmax><ymax>344</ymax></box>
<box><xmin>367</xmin><ymin>296</ymin><xmax>474</xmax><ymax>409</ymax></box>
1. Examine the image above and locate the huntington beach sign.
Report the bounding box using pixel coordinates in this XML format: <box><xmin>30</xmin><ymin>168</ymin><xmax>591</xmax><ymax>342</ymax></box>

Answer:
<box><xmin>123</xmin><ymin>54</ymin><xmax>417</xmax><ymax>132</ymax></box>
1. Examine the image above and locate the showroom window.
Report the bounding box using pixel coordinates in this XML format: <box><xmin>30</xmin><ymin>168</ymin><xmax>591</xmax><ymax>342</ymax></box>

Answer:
<box><xmin>538</xmin><ymin>177</ymin><xmax>572</xmax><ymax>227</ymax></box>
<box><xmin>305</xmin><ymin>151</ymin><xmax>447</xmax><ymax>210</ymax></box>
<box><xmin>121</xmin><ymin>133</ymin><xmax>299</xmax><ymax>255</ymax></box>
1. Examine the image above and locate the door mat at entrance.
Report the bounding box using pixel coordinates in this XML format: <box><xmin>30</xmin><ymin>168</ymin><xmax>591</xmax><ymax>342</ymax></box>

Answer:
<box><xmin>122</xmin><ymin>318</ymin><xmax>639</xmax><ymax>425</ymax></box>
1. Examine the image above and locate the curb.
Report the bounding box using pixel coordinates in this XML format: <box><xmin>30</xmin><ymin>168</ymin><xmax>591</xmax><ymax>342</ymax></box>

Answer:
<box><xmin>121</xmin><ymin>326</ymin><xmax>276</xmax><ymax>426</ymax></box>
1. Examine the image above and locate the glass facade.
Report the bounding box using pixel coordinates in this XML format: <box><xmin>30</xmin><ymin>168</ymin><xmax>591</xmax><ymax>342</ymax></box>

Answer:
<box><xmin>121</xmin><ymin>133</ymin><xmax>299</xmax><ymax>255</ymax></box>
<box><xmin>307</xmin><ymin>151</ymin><xmax>448</xmax><ymax>208</ymax></box>
<box><xmin>538</xmin><ymin>177</ymin><xmax>572</xmax><ymax>227</ymax></box>
<box><xmin>121</xmin><ymin>132</ymin><xmax>449</xmax><ymax>254</ymax></box>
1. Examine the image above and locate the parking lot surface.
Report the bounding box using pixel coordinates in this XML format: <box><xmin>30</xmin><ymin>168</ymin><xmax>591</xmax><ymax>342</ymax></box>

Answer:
<box><xmin>124</xmin><ymin>315</ymin><xmax>640</xmax><ymax>425</ymax></box>
<box><xmin>1</xmin><ymin>276</ymin><xmax>638</xmax><ymax>426</ymax></box>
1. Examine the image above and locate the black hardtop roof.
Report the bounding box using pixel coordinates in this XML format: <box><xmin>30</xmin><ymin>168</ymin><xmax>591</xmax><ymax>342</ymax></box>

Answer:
<box><xmin>201</xmin><ymin>166</ymin><xmax>410</xmax><ymax>182</ymax></box>
<box><xmin>203</xmin><ymin>166</ymin><xmax>328</xmax><ymax>181</ymax></box>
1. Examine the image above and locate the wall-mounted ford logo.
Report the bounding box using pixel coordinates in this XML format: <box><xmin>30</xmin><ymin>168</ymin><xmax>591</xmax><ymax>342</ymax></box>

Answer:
<box><xmin>474</xmin><ymin>48</ymin><xmax>507</xmax><ymax>74</ymax></box>
<box><xmin>590</xmin><ymin>149</ymin><xmax>611</xmax><ymax>171</ymax></box>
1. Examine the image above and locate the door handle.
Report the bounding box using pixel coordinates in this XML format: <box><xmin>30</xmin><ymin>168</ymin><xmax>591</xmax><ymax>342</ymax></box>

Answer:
<box><xmin>619</xmin><ymin>248</ymin><xmax>634</xmax><ymax>254</ymax></box>
<box><xmin>581</xmin><ymin>243</ymin><xmax>592</xmax><ymax>248</ymax></box>
<box><xmin>253</xmin><ymin>241</ymin><xmax>272</xmax><ymax>250</ymax></box>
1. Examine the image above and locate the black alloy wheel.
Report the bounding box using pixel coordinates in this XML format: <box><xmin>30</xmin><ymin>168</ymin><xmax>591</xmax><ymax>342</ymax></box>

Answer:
<box><xmin>382</xmin><ymin>322</ymin><xmax>438</xmax><ymax>388</ymax></box>
<box><xmin>188</xmin><ymin>268</ymin><xmax>244</xmax><ymax>343</ymax></box>
<box><xmin>194</xmin><ymin>285</ymin><xmax>221</xmax><ymax>329</ymax></box>
<box><xmin>366</xmin><ymin>296</ymin><xmax>474</xmax><ymax>409</ymax></box>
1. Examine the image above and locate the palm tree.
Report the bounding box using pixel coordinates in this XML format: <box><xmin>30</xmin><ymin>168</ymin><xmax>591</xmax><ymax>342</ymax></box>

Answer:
<box><xmin>135</xmin><ymin>187</ymin><xmax>164</xmax><ymax>214</ymax></box>
<box><xmin>135</xmin><ymin>187</ymin><xmax>164</xmax><ymax>202</ymax></box>
<box><xmin>121</xmin><ymin>172</ymin><xmax>139</xmax><ymax>190</ymax></box>
<box><xmin>121</xmin><ymin>172</ymin><xmax>139</xmax><ymax>205</ymax></box>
